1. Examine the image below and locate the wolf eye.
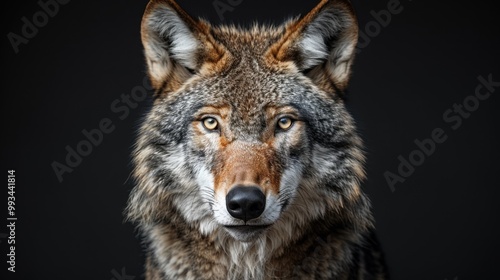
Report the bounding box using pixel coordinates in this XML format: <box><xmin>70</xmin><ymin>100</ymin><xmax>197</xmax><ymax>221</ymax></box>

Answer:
<box><xmin>202</xmin><ymin>117</ymin><xmax>218</xmax><ymax>130</ymax></box>
<box><xmin>277</xmin><ymin>117</ymin><xmax>293</xmax><ymax>130</ymax></box>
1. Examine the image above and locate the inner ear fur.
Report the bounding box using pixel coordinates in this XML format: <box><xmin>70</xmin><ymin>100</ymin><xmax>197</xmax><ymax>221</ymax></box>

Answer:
<box><xmin>141</xmin><ymin>0</ymin><xmax>225</xmax><ymax>93</ymax></box>
<box><xmin>267</xmin><ymin>0</ymin><xmax>358</xmax><ymax>92</ymax></box>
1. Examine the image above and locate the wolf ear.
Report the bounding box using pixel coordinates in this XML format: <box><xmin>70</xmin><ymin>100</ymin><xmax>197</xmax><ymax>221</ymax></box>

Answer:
<box><xmin>268</xmin><ymin>0</ymin><xmax>358</xmax><ymax>92</ymax></box>
<box><xmin>141</xmin><ymin>0</ymin><xmax>223</xmax><ymax>92</ymax></box>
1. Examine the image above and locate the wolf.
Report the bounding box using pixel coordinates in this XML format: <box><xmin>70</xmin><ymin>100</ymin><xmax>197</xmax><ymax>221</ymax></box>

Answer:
<box><xmin>127</xmin><ymin>0</ymin><xmax>388</xmax><ymax>279</ymax></box>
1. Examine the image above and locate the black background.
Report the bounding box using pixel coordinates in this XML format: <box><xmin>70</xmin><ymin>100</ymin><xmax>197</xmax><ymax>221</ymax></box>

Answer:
<box><xmin>1</xmin><ymin>0</ymin><xmax>499</xmax><ymax>279</ymax></box>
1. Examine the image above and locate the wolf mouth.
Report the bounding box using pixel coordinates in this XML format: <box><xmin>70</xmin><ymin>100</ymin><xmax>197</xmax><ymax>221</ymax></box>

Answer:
<box><xmin>223</xmin><ymin>224</ymin><xmax>272</xmax><ymax>234</ymax></box>
<box><xmin>225</xmin><ymin>224</ymin><xmax>271</xmax><ymax>229</ymax></box>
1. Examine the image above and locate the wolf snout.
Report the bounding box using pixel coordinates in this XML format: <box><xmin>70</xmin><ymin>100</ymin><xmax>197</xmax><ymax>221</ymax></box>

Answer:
<box><xmin>226</xmin><ymin>186</ymin><xmax>266</xmax><ymax>222</ymax></box>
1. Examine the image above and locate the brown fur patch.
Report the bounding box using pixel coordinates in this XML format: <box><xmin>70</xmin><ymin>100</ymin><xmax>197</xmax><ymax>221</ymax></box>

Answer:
<box><xmin>212</xmin><ymin>142</ymin><xmax>281</xmax><ymax>196</ymax></box>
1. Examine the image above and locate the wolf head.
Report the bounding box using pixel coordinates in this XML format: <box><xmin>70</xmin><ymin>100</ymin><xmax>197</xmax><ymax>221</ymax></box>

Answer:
<box><xmin>128</xmin><ymin>0</ymin><xmax>372</xmax><ymax>243</ymax></box>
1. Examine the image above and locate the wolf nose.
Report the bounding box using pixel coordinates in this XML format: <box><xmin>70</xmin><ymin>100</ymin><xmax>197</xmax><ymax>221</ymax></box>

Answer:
<box><xmin>226</xmin><ymin>186</ymin><xmax>266</xmax><ymax>222</ymax></box>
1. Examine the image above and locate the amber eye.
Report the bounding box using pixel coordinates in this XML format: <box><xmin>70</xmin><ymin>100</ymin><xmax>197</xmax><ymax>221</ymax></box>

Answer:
<box><xmin>277</xmin><ymin>117</ymin><xmax>293</xmax><ymax>130</ymax></box>
<box><xmin>202</xmin><ymin>117</ymin><xmax>218</xmax><ymax>130</ymax></box>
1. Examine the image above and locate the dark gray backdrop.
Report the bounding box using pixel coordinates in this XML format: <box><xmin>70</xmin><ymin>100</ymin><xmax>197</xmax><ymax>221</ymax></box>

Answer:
<box><xmin>1</xmin><ymin>0</ymin><xmax>499</xmax><ymax>279</ymax></box>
